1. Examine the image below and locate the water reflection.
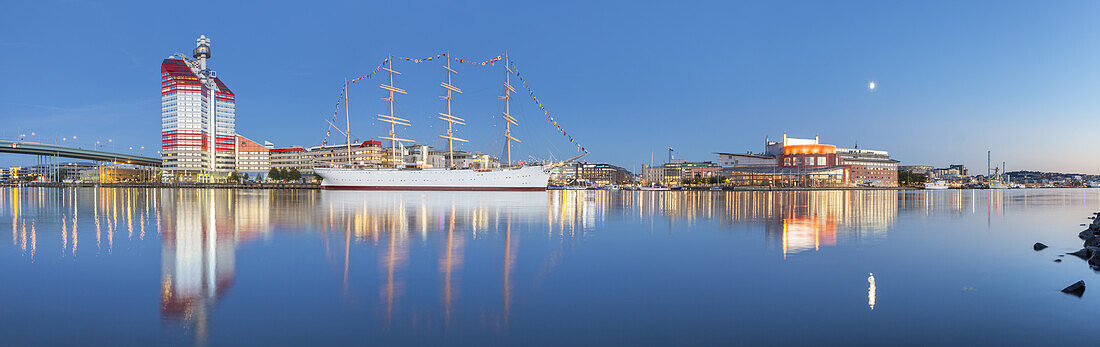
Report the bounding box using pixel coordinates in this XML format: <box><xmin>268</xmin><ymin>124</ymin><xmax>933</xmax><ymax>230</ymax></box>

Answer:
<box><xmin>160</xmin><ymin>190</ymin><xmax>237</xmax><ymax>344</ymax></box>
<box><xmin>16</xmin><ymin>187</ymin><xmax>1087</xmax><ymax>344</ymax></box>
<box><xmin>868</xmin><ymin>272</ymin><xmax>876</xmax><ymax>310</ymax></box>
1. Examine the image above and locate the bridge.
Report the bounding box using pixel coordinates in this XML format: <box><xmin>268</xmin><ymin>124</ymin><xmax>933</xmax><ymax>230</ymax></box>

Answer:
<box><xmin>0</xmin><ymin>140</ymin><xmax>160</xmax><ymax>167</ymax></box>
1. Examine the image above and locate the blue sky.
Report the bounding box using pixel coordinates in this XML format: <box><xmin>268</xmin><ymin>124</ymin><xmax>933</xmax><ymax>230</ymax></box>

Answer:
<box><xmin>4</xmin><ymin>0</ymin><xmax>1100</xmax><ymax>173</ymax></box>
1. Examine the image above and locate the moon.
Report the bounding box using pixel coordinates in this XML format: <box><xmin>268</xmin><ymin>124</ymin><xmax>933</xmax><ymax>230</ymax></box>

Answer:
<box><xmin>868</xmin><ymin>81</ymin><xmax>876</xmax><ymax>90</ymax></box>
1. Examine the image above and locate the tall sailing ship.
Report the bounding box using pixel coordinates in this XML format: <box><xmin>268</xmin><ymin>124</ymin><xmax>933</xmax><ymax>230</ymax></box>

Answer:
<box><xmin>314</xmin><ymin>53</ymin><xmax>579</xmax><ymax>190</ymax></box>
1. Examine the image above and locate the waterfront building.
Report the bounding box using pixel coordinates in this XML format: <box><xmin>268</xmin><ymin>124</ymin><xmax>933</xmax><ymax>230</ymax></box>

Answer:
<box><xmin>565</xmin><ymin>163</ymin><xmax>635</xmax><ymax>186</ymax></box>
<box><xmin>948</xmin><ymin>164</ymin><xmax>968</xmax><ymax>176</ymax></box>
<box><xmin>309</xmin><ymin>140</ymin><xmax>383</xmax><ymax>169</ymax></box>
<box><xmin>901</xmin><ymin>164</ymin><xmax>968</xmax><ymax>179</ymax></box>
<box><xmin>235</xmin><ymin>135</ymin><xmax>270</xmax><ymax>176</ymax></box>
<box><xmin>715</xmin><ymin>152</ymin><xmax>778</xmax><ymax>167</ymax></box>
<box><xmin>0</xmin><ymin>168</ymin><xmax>11</xmax><ymax>182</ymax></box>
<box><xmin>715</xmin><ymin>134</ymin><xmax>899</xmax><ymax>187</ymax></box>
<box><xmin>161</xmin><ymin>35</ymin><xmax>236</xmax><ymax>181</ymax></box>
<box><xmin>640</xmin><ymin>161</ymin><xmax>719</xmax><ymax>186</ymax></box>
<box><xmin>899</xmin><ymin>165</ymin><xmax>934</xmax><ymax>176</ymax></box>
<box><xmin>269</xmin><ymin>146</ymin><xmax>312</xmax><ymax>173</ymax></box>
<box><xmin>836</xmin><ymin>148</ymin><xmax>899</xmax><ymax>187</ymax></box>
<box><xmin>11</xmin><ymin>162</ymin><xmax>99</xmax><ymax>182</ymax></box>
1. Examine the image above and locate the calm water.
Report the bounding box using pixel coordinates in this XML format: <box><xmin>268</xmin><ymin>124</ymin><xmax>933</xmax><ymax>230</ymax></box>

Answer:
<box><xmin>2</xmin><ymin>188</ymin><xmax>1099</xmax><ymax>345</ymax></box>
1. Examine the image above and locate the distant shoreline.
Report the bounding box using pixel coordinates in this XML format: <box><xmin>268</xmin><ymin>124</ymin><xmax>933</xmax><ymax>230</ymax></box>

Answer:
<box><xmin>0</xmin><ymin>183</ymin><xmax>1087</xmax><ymax>192</ymax></box>
<box><xmin>0</xmin><ymin>182</ymin><xmax>322</xmax><ymax>190</ymax></box>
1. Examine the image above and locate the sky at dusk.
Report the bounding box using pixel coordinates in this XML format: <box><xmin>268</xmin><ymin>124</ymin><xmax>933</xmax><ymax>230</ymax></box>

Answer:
<box><xmin>4</xmin><ymin>0</ymin><xmax>1100</xmax><ymax>173</ymax></box>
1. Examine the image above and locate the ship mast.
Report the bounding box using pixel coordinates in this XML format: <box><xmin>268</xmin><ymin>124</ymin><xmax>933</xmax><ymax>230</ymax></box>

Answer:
<box><xmin>501</xmin><ymin>52</ymin><xmax>520</xmax><ymax>167</ymax></box>
<box><xmin>378</xmin><ymin>55</ymin><xmax>412</xmax><ymax>168</ymax></box>
<box><xmin>344</xmin><ymin>78</ymin><xmax>352</xmax><ymax>165</ymax></box>
<box><xmin>439</xmin><ymin>51</ymin><xmax>467</xmax><ymax>169</ymax></box>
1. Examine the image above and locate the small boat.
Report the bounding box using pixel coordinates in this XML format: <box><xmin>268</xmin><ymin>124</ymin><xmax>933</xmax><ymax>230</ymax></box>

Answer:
<box><xmin>988</xmin><ymin>181</ymin><xmax>1009</xmax><ymax>189</ymax></box>
<box><xmin>924</xmin><ymin>180</ymin><xmax>949</xmax><ymax>190</ymax></box>
<box><xmin>1088</xmin><ymin>182</ymin><xmax>1100</xmax><ymax>188</ymax></box>
<box><xmin>709</xmin><ymin>186</ymin><xmax>723</xmax><ymax>191</ymax></box>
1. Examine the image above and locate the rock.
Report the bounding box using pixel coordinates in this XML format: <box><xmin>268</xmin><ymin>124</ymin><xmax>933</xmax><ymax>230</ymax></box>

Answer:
<box><xmin>1062</xmin><ymin>280</ymin><xmax>1086</xmax><ymax>297</ymax></box>
<box><xmin>1086</xmin><ymin>236</ymin><xmax>1100</xmax><ymax>248</ymax></box>
<box><xmin>1080</xmin><ymin>230</ymin><xmax>1095</xmax><ymax>240</ymax></box>
<box><xmin>1090</xmin><ymin>252</ymin><xmax>1100</xmax><ymax>268</ymax></box>
<box><xmin>1034</xmin><ymin>242</ymin><xmax>1049</xmax><ymax>251</ymax></box>
<box><xmin>1068</xmin><ymin>248</ymin><xmax>1091</xmax><ymax>260</ymax></box>
<box><xmin>1055</xmin><ymin>259</ymin><xmax>1063</xmax><ymax>262</ymax></box>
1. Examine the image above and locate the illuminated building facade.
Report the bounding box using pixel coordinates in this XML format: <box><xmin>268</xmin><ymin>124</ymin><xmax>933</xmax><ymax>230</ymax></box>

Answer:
<box><xmin>161</xmin><ymin>35</ymin><xmax>236</xmax><ymax>181</ymax></box>
<box><xmin>553</xmin><ymin>163</ymin><xmax>635</xmax><ymax>186</ymax></box>
<box><xmin>310</xmin><ymin>140</ymin><xmax>384</xmax><ymax>169</ymax></box>
<box><xmin>716</xmin><ymin>134</ymin><xmax>899</xmax><ymax>187</ymax></box>
<box><xmin>836</xmin><ymin>148</ymin><xmax>899</xmax><ymax>187</ymax></box>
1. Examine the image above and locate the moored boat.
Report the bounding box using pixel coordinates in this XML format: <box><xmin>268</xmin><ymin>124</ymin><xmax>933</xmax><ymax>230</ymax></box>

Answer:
<box><xmin>924</xmin><ymin>180</ymin><xmax>949</xmax><ymax>190</ymax></box>
<box><xmin>314</xmin><ymin>52</ymin><xmax>583</xmax><ymax>191</ymax></box>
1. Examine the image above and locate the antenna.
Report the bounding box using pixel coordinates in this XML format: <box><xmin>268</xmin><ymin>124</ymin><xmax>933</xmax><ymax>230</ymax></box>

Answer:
<box><xmin>438</xmin><ymin>51</ymin><xmax>467</xmax><ymax>169</ymax></box>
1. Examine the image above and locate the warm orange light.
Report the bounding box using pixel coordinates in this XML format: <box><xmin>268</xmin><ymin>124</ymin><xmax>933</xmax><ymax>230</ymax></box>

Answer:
<box><xmin>783</xmin><ymin>144</ymin><xmax>836</xmax><ymax>155</ymax></box>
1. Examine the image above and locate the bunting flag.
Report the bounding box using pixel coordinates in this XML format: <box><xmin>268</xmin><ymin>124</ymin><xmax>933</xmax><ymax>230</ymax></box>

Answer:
<box><xmin>509</xmin><ymin>60</ymin><xmax>587</xmax><ymax>153</ymax></box>
<box><xmin>394</xmin><ymin>53</ymin><xmax>446</xmax><ymax>64</ymax></box>
<box><xmin>453</xmin><ymin>55</ymin><xmax>503</xmax><ymax>66</ymax></box>
<box><xmin>346</xmin><ymin>59</ymin><xmax>388</xmax><ymax>84</ymax></box>
<box><xmin>323</xmin><ymin>52</ymin><xmax>588</xmax><ymax>154</ymax></box>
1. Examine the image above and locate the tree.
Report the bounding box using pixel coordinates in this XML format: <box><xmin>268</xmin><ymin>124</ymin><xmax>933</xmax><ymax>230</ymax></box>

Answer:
<box><xmin>228</xmin><ymin>171</ymin><xmax>240</xmax><ymax>183</ymax></box>
<box><xmin>268</xmin><ymin>168</ymin><xmax>282</xmax><ymax>181</ymax></box>
<box><xmin>241</xmin><ymin>172</ymin><xmax>250</xmax><ymax>182</ymax></box>
<box><xmin>288</xmin><ymin>168</ymin><xmax>302</xmax><ymax>182</ymax></box>
<box><xmin>898</xmin><ymin>172</ymin><xmax>927</xmax><ymax>186</ymax></box>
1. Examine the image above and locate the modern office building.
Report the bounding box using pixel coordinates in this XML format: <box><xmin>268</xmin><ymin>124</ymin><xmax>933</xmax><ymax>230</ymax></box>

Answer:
<box><xmin>161</xmin><ymin>35</ymin><xmax>236</xmax><ymax>181</ymax></box>
<box><xmin>836</xmin><ymin>148</ymin><xmax>899</xmax><ymax>187</ymax></box>
<box><xmin>310</xmin><ymin>140</ymin><xmax>384</xmax><ymax>169</ymax></box>
<box><xmin>640</xmin><ymin>160</ymin><xmax>720</xmax><ymax>185</ymax></box>
<box><xmin>557</xmin><ymin>163</ymin><xmax>634</xmax><ymax>186</ymax></box>
<box><xmin>269</xmin><ymin>146</ymin><xmax>311</xmax><ymax>173</ymax></box>
<box><xmin>899</xmin><ymin>165</ymin><xmax>935</xmax><ymax>176</ymax></box>
<box><xmin>235</xmin><ymin>136</ymin><xmax>270</xmax><ymax>176</ymax></box>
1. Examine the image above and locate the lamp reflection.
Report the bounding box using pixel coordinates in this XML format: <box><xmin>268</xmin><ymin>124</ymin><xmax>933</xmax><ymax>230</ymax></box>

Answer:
<box><xmin>868</xmin><ymin>273</ymin><xmax>876</xmax><ymax>310</ymax></box>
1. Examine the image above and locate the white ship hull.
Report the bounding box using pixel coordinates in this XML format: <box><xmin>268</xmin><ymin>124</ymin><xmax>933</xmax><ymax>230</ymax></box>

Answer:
<box><xmin>315</xmin><ymin>166</ymin><xmax>551</xmax><ymax>191</ymax></box>
<box><xmin>924</xmin><ymin>183</ymin><xmax>949</xmax><ymax>190</ymax></box>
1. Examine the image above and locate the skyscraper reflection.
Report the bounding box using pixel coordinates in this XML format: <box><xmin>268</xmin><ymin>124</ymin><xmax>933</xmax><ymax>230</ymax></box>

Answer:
<box><xmin>159</xmin><ymin>189</ymin><xmax>237</xmax><ymax>344</ymax></box>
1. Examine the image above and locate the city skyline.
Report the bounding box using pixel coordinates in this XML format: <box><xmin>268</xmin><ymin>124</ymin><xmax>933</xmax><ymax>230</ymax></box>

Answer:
<box><xmin>4</xmin><ymin>1</ymin><xmax>1100</xmax><ymax>173</ymax></box>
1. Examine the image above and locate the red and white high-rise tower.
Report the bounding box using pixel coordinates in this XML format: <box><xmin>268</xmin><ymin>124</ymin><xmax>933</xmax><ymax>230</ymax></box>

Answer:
<box><xmin>160</xmin><ymin>35</ymin><xmax>236</xmax><ymax>181</ymax></box>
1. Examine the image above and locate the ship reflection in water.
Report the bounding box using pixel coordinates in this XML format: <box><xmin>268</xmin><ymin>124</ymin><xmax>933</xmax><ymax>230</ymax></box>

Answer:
<box><xmin>8</xmin><ymin>188</ymin><xmax>1095</xmax><ymax>344</ymax></box>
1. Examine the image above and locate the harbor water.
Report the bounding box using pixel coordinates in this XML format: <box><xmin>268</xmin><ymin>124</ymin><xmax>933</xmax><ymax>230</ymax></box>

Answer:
<box><xmin>2</xmin><ymin>187</ymin><xmax>1099</xmax><ymax>345</ymax></box>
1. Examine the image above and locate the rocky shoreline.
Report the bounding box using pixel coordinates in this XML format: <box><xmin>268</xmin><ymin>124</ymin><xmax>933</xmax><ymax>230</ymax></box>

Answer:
<box><xmin>1037</xmin><ymin>211</ymin><xmax>1100</xmax><ymax>297</ymax></box>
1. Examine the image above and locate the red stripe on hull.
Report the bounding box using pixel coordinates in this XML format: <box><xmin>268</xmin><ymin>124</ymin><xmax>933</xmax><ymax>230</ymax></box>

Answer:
<box><xmin>322</xmin><ymin>185</ymin><xmax>546</xmax><ymax>191</ymax></box>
